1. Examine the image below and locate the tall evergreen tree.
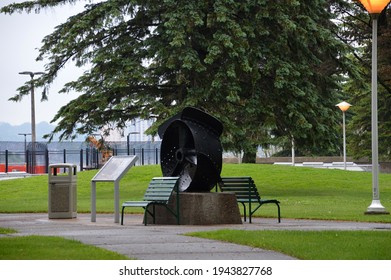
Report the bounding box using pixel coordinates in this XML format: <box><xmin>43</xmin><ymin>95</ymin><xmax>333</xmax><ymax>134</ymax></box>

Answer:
<box><xmin>2</xmin><ymin>0</ymin><xmax>353</xmax><ymax>161</ymax></box>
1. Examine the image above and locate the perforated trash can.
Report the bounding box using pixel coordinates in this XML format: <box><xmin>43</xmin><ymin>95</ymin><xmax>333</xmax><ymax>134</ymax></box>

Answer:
<box><xmin>48</xmin><ymin>163</ymin><xmax>77</xmax><ymax>219</ymax></box>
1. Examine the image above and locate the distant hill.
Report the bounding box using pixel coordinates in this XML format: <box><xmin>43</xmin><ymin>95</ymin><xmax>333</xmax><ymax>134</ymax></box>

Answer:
<box><xmin>0</xmin><ymin>119</ymin><xmax>156</xmax><ymax>143</ymax></box>
<box><xmin>0</xmin><ymin>122</ymin><xmax>54</xmax><ymax>142</ymax></box>
<box><xmin>0</xmin><ymin>122</ymin><xmax>85</xmax><ymax>142</ymax></box>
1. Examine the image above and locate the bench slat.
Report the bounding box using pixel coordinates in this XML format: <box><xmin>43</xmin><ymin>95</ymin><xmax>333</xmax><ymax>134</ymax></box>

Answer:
<box><xmin>122</xmin><ymin>201</ymin><xmax>150</xmax><ymax>207</ymax></box>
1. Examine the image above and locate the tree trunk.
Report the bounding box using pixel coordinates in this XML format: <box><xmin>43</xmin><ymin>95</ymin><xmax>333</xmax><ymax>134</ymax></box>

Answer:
<box><xmin>242</xmin><ymin>149</ymin><xmax>257</xmax><ymax>163</ymax></box>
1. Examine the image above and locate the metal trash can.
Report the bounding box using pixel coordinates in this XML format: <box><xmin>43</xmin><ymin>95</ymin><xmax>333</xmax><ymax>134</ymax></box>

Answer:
<box><xmin>48</xmin><ymin>163</ymin><xmax>77</xmax><ymax>219</ymax></box>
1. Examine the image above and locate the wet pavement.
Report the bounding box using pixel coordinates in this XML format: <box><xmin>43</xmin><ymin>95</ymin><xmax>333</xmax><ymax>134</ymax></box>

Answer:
<box><xmin>1</xmin><ymin>213</ymin><xmax>390</xmax><ymax>260</ymax></box>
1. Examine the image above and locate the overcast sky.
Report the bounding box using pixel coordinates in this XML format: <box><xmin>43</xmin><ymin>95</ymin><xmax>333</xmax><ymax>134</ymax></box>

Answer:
<box><xmin>0</xmin><ymin>0</ymin><xmax>90</xmax><ymax>126</ymax></box>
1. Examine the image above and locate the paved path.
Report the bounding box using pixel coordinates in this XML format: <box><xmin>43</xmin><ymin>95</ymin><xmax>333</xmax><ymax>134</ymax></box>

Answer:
<box><xmin>1</xmin><ymin>213</ymin><xmax>390</xmax><ymax>260</ymax></box>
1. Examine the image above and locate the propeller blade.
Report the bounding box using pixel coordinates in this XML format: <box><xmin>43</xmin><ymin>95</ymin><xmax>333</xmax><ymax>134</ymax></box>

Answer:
<box><xmin>171</xmin><ymin>159</ymin><xmax>184</xmax><ymax>176</ymax></box>
<box><xmin>177</xmin><ymin>123</ymin><xmax>193</xmax><ymax>149</ymax></box>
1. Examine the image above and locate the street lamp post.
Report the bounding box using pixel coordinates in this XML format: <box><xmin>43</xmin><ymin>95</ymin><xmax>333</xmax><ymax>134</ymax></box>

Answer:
<box><xmin>357</xmin><ymin>0</ymin><xmax>390</xmax><ymax>214</ymax></box>
<box><xmin>19</xmin><ymin>71</ymin><xmax>45</xmax><ymax>174</ymax></box>
<box><xmin>291</xmin><ymin>136</ymin><xmax>295</xmax><ymax>166</ymax></box>
<box><xmin>336</xmin><ymin>101</ymin><xmax>352</xmax><ymax>170</ymax></box>
<box><xmin>18</xmin><ymin>71</ymin><xmax>45</xmax><ymax>145</ymax></box>
<box><xmin>127</xmin><ymin>132</ymin><xmax>140</xmax><ymax>155</ymax></box>
<box><xmin>18</xmin><ymin>133</ymin><xmax>31</xmax><ymax>165</ymax></box>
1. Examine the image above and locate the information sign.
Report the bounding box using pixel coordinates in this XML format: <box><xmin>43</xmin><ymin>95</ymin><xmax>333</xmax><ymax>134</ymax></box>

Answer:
<box><xmin>91</xmin><ymin>155</ymin><xmax>139</xmax><ymax>223</ymax></box>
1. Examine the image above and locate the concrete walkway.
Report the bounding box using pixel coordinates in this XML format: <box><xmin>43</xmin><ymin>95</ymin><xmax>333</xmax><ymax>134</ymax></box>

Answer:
<box><xmin>1</xmin><ymin>213</ymin><xmax>390</xmax><ymax>260</ymax></box>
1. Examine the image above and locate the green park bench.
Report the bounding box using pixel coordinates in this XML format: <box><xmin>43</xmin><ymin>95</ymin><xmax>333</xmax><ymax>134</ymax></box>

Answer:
<box><xmin>219</xmin><ymin>176</ymin><xmax>281</xmax><ymax>223</ymax></box>
<box><xmin>121</xmin><ymin>177</ymin><xmax>180</xmax><ymax>226</ymax></box>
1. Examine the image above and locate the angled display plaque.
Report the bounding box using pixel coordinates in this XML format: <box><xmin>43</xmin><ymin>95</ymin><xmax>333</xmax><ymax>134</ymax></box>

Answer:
<box><xmin>91</xmin><ymin>155</ymin><xmax>138</xmax><ymax>223</ymax></box>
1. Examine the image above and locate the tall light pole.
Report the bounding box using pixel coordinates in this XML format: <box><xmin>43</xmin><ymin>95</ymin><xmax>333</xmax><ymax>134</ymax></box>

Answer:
<box><xmin>357</xmin><ymin>0</ymin><xmax>390</xmax><ymax>214</ymax></box>
<box><xmin>127</xmin><ymin>132</ymin><xmax>140</xmax><ymax>155</ymax></box>
<box><xmin>18</xmin><ymin>133</ymin><xmax>31</xmax><ymax>164</ymax></box>
<box><xmin>18</xmin><ymin>71</ymin><xmax>45</xmax><ymax>145</ymax></box>
<box><xmin>291</xmin><ymin>136</ymin><xmax>295</xmax><ymax>166</ymax></box>
<box><xmin>19</xmin><ymin>71</ymin><xmax>45</xmax><ymax>174</ymax></box>
<box><xmin>336</xmin><ymin>102</ymin><xmax>352</xmax><ymax>170</ymax></box>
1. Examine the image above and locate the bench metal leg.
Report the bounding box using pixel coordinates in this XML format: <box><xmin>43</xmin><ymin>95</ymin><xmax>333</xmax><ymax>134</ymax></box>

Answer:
<box><xmin>249</xmin><ymin>202</ymin><xmax>252</xmax><ymax>224</ymax></box>
<box><xmin>143</xmin><ymin>207</ymin><xmax>149</xmax><ymax>226</ymax></box>
<box><xmin>143</xmin><ymin>204</ymin><xmax>157</xmax><ymax>226</ymax></box>
<box><xmin>239</xmin><ymin>202</ymin><xmax>247</xmax><ymax>222</ymax></box>
<box><xmin>121</xmin><ymin>206</ymin><xmax>125</xmax><ymax>225</ymax></box>
<box><xmin>152</xmin><ymin>204</ymin><xmax>156</xmax><ymax>224</ymax></box>
<box><xmin>247</xmin><ymin>202</ymin><xmax>281</xmax><ymax>223</ymax></box>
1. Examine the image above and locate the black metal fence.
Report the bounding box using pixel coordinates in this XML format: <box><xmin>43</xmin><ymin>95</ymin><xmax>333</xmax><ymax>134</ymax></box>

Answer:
<box><xmin>0</xmin><ymin>141</ymin><xmax>161</xmax><ymax>174</ymax></box>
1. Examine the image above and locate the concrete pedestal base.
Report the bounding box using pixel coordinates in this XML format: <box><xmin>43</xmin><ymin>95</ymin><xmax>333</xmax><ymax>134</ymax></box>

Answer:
<box><xmin>145</xmin><ymin>192</ymin><xmax>242</xmax><ymax>225</ymax></box>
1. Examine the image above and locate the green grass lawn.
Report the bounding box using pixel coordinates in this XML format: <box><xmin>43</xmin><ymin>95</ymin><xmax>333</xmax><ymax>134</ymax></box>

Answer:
<box><xmin>0</xmin><ymin>227</ymin><xmax>17</xmax><ymax>234</ymax></box>
<box><xmin>0</xmin><ymin>235</ymin><xmax>130</xmax><ymax>260</ymax></box>
<box><xmin>0</xmin><ymin>163</ymin><xmax>390</xmax><ymax>222</ymax></box>
<box><xmin>2</xmin><ymin>226</ymin><xmax>390</xmax><ymax>260</ymax></box>
<box><xmin>187</xmin><ymin>229</ymin><xmax>391</xmax><ymax>260</ymax></box>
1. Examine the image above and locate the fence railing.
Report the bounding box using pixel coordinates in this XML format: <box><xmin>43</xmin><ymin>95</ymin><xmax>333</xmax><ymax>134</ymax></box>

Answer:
<box><xmin>0</xmin><ymin>147</ymin><xmax>161</xmax><ymax>174</ymax></box>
